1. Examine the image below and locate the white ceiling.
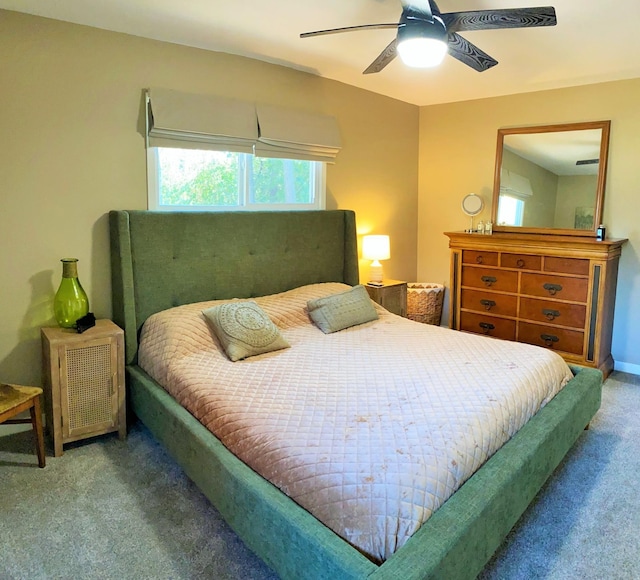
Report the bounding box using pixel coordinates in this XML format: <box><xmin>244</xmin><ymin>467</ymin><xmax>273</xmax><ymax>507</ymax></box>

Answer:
<box><xmin>3</xmin><ymin>0</ymin><xmax>640</xmax><ymax>106</ymax></box>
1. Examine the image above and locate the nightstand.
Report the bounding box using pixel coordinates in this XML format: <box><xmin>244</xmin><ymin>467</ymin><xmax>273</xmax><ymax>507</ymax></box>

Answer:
<box><xmin>365</xmin><ymin>280</ymin><xmax>407</xmax><ymax>317</ymax></box>
<box><xmin>41</xmin><ymin>319</ymin><xmax>126</xmax><ymax>456</ymax></box>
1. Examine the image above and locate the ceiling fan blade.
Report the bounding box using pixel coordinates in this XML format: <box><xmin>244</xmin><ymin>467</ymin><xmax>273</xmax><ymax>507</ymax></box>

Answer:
<box><xmin>429</xmin><ymin>0</ymin><xmax>442</xmax><ymax>16</ymax></box>
<box><xmin>400</xmin><ymin>0</ymin><xmax>434</xmax><ymax>21</ymax></box>
<box><xmin>301</xmin><ymin>23</ymin><xmax>397</xmax><ymax>38</ymax></box>
<box><xmin>447</xmin><ymin>32</ymin><xmax>498</xmax><ymax>72</ymax></box>
<box><xmin>442</xmin><ymin>7</ymin><xmax>556</xmax><ymax>33</ymax></box>
<box><xmin>363</xmin><ymin>39</ymin><xmax>398</xmax><ymax>74</ymax></box>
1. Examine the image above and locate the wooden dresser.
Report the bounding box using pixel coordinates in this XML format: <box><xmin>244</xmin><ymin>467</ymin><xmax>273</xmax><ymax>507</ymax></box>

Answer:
<box><xmin>445</xmin><ymin>232</ymin><xmax>626</xmax><ymax>377</ymax></box>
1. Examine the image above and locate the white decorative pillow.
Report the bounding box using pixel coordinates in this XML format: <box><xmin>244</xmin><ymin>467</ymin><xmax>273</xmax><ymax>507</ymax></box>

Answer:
<box><xmin>307</xmin><ymin>285</ymin><xmax>379</xmax><ymax>334</ymax></box>
<box><xmin>202</xmin><ymin>301</ymin><xmax>290</xmax><ymax>361</ymax></box>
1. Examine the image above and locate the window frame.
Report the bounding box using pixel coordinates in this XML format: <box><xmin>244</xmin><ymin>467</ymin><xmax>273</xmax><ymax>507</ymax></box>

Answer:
<box><xmin>146</xmin><ymin>147</ymin><xmax>326</xmax><ymax>212</ymax></box>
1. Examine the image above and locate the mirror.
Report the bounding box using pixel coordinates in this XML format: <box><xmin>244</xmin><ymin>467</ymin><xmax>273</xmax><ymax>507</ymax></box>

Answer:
<box><xmin>491</xmin><ymin>120</ymin><xmax>610</xmax><ymax>236</ymax></box>
<box><xmin>461</xmin><ymin>193</ymin><xmax>484</xmax><ymax>232</ymax></box>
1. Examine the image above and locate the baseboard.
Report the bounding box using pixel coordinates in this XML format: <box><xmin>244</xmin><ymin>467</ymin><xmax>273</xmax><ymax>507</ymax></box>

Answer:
<box><xmin>0</xmin><ymin>421</ymin><xmax>32</xmax><ymax>436</ymax></box>
<box><xmin>614</xmin><ymin>360</ymin><xmax>640</xmax><ymax>376</ymax></box>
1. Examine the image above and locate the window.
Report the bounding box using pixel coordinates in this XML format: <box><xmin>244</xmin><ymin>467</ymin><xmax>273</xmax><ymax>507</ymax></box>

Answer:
<box><xmin>144</xmin><ymin>89</ymin><xmax>340</xmax><ymax>212</ymax></box>
<box><xmin>147</xmin><ymin>147</ymin><xmax>325</xmax><ymax>211</ymax></box>
<box><xmin>497</xmin><ymin>194</ymin><xmax>525</xmax><ymax>226</ymax></box>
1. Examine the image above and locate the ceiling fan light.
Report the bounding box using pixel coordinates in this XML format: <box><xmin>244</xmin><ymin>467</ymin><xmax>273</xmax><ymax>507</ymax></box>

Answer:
<box><xmin>396</xmin><ymin>14</ymin><xmax>448</xmax><ymax>69</ymax></box>
<box><xmin>397</xmin><ymin>37</ymin><xmax>448</xmax><ymax>68</ymax></box>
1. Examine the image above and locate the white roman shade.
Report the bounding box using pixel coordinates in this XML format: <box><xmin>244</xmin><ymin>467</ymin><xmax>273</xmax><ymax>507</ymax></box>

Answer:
<box><xmin>146</xmin><ymin>88</ymin><xmax>258</xmax><ymax>153</ymax></box>
<box><xmin>500</xmin><ymin>168</ymin><xmax>533</xmax><ymax>198</ymax></box>
<box><xmin>255</xmin><ymin>103</ymin><xmax>341</xmax><ymax>163</ymax></box>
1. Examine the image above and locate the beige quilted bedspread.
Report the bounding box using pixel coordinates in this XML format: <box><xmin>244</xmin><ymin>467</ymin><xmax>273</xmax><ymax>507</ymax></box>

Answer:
<box><xmin>138</xmin><ymin>283</ymin><xmax>573</xmax><ymax>562</ymax></box>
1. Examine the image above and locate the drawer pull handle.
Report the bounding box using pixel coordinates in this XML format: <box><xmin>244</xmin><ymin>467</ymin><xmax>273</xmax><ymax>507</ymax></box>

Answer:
<box><xmin>481</xmin><ymin>276</ymin><xmax>497</xmax><ymax>287</ymax></box>
<box><xmin>516</xmin><ymin>259</ymin><xmax>525</xmax><ymax>268</ymax></box>
<box><xmin>480</xmin><ymin>299</ymin><xmax>496</xmax><ymax>311</ymax></box>
<box><xmin>476</xmin><ymin>255</ymin><xmax>484</xmax><ymax>264</ymax></box>
<box><xmin>479</xmin><ymin>322</ymin><xmax>495</xmax><ymax>334</ymax></box>
<box><xmin>541</xmin><ymin>333</ymin><xmax>559</xmax><ymax>347</ymax></box>
<box><xmin>543</xmin><ymin>283</ymin><xmax>563</xmax><ymax>296</ymax></box>
<box><xmin>542</xmin><ymin>308</ymin><xmax>561</xmax><ymax>321</ymax></box>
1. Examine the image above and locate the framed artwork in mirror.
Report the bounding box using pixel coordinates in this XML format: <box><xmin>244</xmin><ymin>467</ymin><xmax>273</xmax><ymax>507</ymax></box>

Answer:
<box><xmin>574</xmin><ymin>206</ymin><xmax>595</xmax><ymax>230</ymax></box>
<box><xmin>491</xmin><ymin>120</ymin><xmax>610</xmax><ymax>237</ymax></box>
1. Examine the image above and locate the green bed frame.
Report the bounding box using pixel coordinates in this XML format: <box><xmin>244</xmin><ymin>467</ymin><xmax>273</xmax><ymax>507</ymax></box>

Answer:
<box><xmin>109</xmin><ymin>209</ymin><xmax>602</xmax><ymax>579</ymax></box>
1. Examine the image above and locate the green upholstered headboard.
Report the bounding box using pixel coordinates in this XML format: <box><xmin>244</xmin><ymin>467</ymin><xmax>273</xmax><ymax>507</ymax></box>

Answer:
<box><xmin>109</xmin><ymin>210</ymin><xmax>359</xmax><ymax>364</ymax></box>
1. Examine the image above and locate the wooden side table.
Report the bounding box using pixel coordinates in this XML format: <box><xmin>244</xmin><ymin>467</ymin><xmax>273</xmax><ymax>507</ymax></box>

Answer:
<box><xmin>0</xmin><ymin>384</ymin><xmax>46</xmax><ymax>467</ymax></box>
<box><xmin>41</xmin><ymin>319</ymin><xmax>126</xmax><ymax>456</ymax></box>
<box><xmin>365</xmin><ymin>280</ymin><xmax>408</xmax><ymax>317</ymax></box>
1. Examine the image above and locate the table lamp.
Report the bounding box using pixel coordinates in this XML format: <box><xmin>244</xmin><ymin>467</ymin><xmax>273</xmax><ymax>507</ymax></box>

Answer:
<box><xmin>362</xmin><ymin>235</ymin><xmax>390</xmax><ymax>284</ymax></box>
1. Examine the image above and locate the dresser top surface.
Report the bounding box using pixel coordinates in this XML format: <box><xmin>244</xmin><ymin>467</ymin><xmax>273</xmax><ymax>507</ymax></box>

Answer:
<box><xmin>445</xmin><ymin>231</ymin><xmax>626</xmax><ymax>258</ymax></box>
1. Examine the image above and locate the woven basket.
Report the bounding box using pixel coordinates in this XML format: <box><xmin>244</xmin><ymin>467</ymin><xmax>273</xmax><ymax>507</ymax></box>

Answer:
<box><xmin>407</xmin><ymin>283</ymin><xmax>444</xmax><ymax>325</ymax></box>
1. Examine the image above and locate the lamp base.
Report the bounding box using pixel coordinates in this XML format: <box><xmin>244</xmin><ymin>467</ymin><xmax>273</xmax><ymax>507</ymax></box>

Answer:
<box><xmin>368</xmin><ymin>261</ymin><xmax>384</xmax><ymax>284</ymax></box>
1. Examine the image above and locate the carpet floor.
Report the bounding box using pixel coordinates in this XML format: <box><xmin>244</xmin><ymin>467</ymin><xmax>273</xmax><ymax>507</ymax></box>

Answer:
<box><xmin>1</xmin><ymin>371</ymin><xmax>638</xmax><ymax>579</ymax></box>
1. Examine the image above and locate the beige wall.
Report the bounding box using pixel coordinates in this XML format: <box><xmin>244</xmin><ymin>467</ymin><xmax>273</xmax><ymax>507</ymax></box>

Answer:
<box><xmin>555</xmin><ymin>175</ymin><xmax>599</xmax><ymax>230</ymax></box>
<box><xmin>418</xmin><ymin>79</ymin><xmax>640</xmax><ymax>371</ymax></box>
<box><xmin>0</xmin><ymin>11</ymin><xmax>419</xmax><ymax>385</ymax></box>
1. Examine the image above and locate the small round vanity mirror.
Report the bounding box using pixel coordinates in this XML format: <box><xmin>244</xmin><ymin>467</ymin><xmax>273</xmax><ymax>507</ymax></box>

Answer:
<box><xmin>461</xmin><ymin>193</ymin><xmax>484</xmax><ymax>232</ymax></box>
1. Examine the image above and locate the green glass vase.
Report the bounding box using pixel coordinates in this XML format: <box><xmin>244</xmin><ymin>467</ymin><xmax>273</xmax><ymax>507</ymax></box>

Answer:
<box><xmin>54</xmin><ymin>258</ymin><xmax>89</xmax><ymax>328</ymax></box>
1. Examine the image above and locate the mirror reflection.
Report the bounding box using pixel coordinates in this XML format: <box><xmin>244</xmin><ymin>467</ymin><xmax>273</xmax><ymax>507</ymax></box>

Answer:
<box><xmin>492</xmin><ymin>121</ymin><xmax>610</xmax><ymax>236</ymax></box>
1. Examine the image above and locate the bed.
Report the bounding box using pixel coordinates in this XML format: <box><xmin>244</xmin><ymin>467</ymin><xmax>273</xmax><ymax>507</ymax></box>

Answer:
<box><xmin>109</xmin><ymin>209</ymin><xmax>602</xmax><ymax>579</ymax></box>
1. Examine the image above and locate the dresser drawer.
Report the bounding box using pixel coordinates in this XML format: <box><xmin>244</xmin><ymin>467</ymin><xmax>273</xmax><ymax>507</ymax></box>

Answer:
<box><xmin>461</xmin><ymin>267</ymin><xmax>518</xmax><ymax>293</ymax></box>
<box><xmin>500</xmin><ymin>253</ymin><xmax>542</xmax><ymax>271</ymax></box>
<box><xmin>544</xmin><ymin>256</ymin><xmax>590</xmax><ymax>276</ymax></box>
<box><xmin>520</xmin><ymin>273</ymin><xmax>588</xmax><ymax>302</ymax></box>
<box><xmin>461</xmin><ymin>289</ymin><xmax>517</xmax><ymax>317</ymax></box>
<box><xmin>519</xmin><ymin>297</ymin><xmax>587</xmax><ymax>329</ymax></box>
<box><xmin>462</xmin><ymin>250</ymin><xmax>498</xmax><ymax>266</ymax></box>
<box><xmin>518</xmin><ymin>322</ymin><xmax>584</xmax><ymax>355</ymax></box>
<box><xmin>460</xmin><ymin>312</ymin><xmax>516</xmax><ymax>341</ymax></box>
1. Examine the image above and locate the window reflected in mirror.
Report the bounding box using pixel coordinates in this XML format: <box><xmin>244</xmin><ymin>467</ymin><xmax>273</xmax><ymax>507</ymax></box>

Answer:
<box><xmin>497</xmin><ymin>194</ymin><xmax>524</xmax><ymax>226</ymax></box>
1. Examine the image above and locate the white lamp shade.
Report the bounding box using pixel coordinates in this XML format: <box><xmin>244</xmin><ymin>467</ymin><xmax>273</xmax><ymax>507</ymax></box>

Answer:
<box><xmin>362</xmin><ymin>235</ymin><xmax>390</xmax><ymax>261</ymax></box>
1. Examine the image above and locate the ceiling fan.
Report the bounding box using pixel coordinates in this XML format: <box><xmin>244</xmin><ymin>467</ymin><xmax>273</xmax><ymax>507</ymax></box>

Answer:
<box><xmin>301</xmin><ymin>1</ymin><xmax>556</xmax><ymax>74</ymax></box>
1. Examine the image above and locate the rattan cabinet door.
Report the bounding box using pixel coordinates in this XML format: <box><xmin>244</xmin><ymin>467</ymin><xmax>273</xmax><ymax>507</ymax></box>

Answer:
<box><xmin>58</xmin><ymin>335</ymin><xmax>119</xmax><ymax>440</ymax></box>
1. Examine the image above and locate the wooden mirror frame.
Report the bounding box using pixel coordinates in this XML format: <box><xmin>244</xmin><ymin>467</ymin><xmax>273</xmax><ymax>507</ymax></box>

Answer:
<box><xmin>491</xmin><ymin>120</ymin><xmax>611</xmax><ymax>237</ymax></box>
